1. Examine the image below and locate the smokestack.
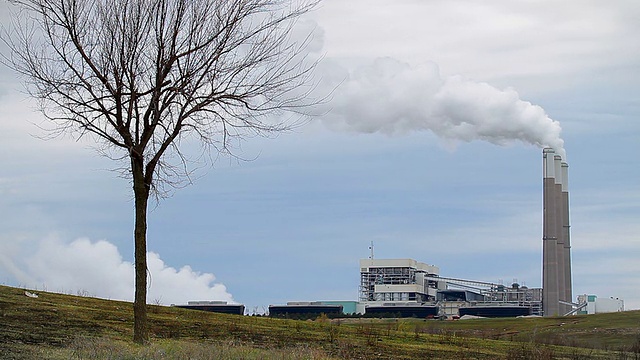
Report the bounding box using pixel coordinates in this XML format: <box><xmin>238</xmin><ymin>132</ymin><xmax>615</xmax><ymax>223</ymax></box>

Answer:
<box><xmin>554</xmin><ymin>154</ymin><xmax>567</xmax><ymax>314</ymax></box>
<box><xmin>542</xmin><ymin>148</ymin><xmax>573</xmax><ymax>316</ymax></box>
<box><xmin>542</xmin><ymin>148</ymin><xmax>560</xmax><ymax>316</ymax></box>
<box><xmin>561</xmin><ymin>162</ymin><xmax>572</xmax><ymax>310</ymax></box>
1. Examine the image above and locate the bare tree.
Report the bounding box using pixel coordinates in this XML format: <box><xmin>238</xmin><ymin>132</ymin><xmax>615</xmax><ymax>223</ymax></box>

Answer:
<box><xmin>3</xmin><ymin>0</ymin><xmax>320</xmax><ymax>343</ymax></box>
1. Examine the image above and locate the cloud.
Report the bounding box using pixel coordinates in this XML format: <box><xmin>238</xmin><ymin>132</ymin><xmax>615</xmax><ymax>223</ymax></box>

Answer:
<box><xmin>5</xmin><ymin>236</ymin><xmax>233</xmax><ymax>305</ymax></box>
<box><xmin>315</xmin><ymin>57</ymin><xmax>565</xmax><ymax>156</ymax></box>
<box><xmin>313</xmin><ymin>0</ymin><xmax>640</xmax><ymax>84</ymax></box>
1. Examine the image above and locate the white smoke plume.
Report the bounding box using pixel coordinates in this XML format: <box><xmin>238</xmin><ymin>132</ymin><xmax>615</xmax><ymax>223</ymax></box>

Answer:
<box><xmin>8</xmin><ymin>236</ymin><xmax>234</xmax><ymax>305</ymax></box>
<box><xmin>316</xmin><ymin>57</ymin><xmax>565</xmax><ymax>157</ymax></box>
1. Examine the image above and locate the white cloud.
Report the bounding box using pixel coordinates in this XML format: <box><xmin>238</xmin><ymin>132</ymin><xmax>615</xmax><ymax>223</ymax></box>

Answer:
<box><xmin>313</xmin><ymin>0</ymin><xmax>640</xmax><ymax>83</ymax></box>
<box><xmin>6</xmin><ymin>236</ymin><xmax>233</xmax><ymax>305</ymax></box>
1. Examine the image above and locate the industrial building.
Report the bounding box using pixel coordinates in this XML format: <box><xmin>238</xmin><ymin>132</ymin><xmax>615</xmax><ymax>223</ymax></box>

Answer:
<box><xmin>364</xmin><ymin>302</ymin><xmax>439</xmax><ymax>318</ymax></box>
<box><xmin>269</xmin><ymin>302</ymin><xmax>343</xmax><ymax>318</ymax></box>
<box><xmin>172</xmin><ymin>301</ymin><xmax>245</xmax><ymax>315</ymax></box>
<box><xmin>267</xmin><ymin>256</ymin><xmax>544</xmax><ymax>318</ymax></box>
<box><xmin>576</xmin><ymin>295</ymin><xmax>624</xmax><ymax>315</ymax></box>
<box><xmin>357</xmin><ymin>258</ymin><xmax>542</xmax><ymax>318</ymax></box>
<box><xmin>359</xmin><ymin>258</ymin><xmax>444</xmax><ymax>303</ymax></box>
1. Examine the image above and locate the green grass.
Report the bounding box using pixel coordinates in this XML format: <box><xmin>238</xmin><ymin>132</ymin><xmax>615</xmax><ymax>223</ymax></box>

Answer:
<box><xmin>1</xmin><ymin>284</ymin><xmax>639</xmax><ymax>359</ymax></box>
<box><xmin>375</xmin><ymin>311</ymin><xmax>640</xmax><ymax>350</ymax></box>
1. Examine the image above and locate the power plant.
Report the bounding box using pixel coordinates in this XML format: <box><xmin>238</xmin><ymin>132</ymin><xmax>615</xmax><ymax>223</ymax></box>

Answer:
<box><xmin>266</xmin><ymin>148</ymin><xmax>576</xmax><ymax>318</ymax></box>
<box><xmin>176</xmin><ymin>148</ymin><xmax>624</xmax><ymax>318</ymax></box>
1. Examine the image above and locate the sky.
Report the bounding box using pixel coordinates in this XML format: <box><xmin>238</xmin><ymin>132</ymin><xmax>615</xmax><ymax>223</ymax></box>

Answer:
<box><xmin>0</xmin><ymin>0</ymin><xmax>639</xmax><ymax>312</ymax></box>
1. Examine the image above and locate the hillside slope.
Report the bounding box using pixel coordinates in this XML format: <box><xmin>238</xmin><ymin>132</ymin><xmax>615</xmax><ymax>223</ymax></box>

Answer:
<box><xmin>1</xmin><ymin>285</ymin><xmax>637</xmax><ymax>359</ymax></box>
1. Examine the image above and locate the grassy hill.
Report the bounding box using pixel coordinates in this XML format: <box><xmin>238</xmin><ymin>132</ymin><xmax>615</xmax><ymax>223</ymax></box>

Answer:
<box><xmin>1</xmin><ymin>284</ymin><xmax>639</xmax><ymax>359</ymax></box>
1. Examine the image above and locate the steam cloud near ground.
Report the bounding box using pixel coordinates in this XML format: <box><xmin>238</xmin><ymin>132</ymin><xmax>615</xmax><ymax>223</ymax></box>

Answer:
<box><xmin>2</xmin><ymin>237</ymin><xmax>233</xmax><ymax>305</ymax></box>
<box><xmin>314</xmin><ymin>57</ymin><xmax>565</xmax><ymax>158</ymax></box>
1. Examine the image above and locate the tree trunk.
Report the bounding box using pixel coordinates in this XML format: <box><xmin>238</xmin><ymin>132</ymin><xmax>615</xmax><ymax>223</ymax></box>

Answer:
<box><xmin>132</xmin><ymin>157</ymin><xmax>150</xmax><ymax>344</ymax></box>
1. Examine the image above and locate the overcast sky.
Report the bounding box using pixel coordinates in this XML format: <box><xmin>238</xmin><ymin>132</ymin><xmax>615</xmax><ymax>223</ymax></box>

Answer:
<box><xmin>1</xmin><ymin>0</ymin><xmax>639</xmax><ymax>312</ymax></box>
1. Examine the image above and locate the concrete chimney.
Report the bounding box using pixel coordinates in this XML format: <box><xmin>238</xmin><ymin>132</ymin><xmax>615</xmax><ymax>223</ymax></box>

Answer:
<box><xmin>554</xmin><ymin>154</ymin><xmax>567</xmax><ymax>314</ymax></box>
<box><xmin>542</xmin><ymin>148</ymin><xmax>560</xmax><ymax>316</ymax></box>
<box><xmin>542</xmin><ymin>148</ymin><xmax>573</xmax><ymax>316</ymax></box>
<box><xmin>561</xmin><ymin>161</ymin><xmax>572</xmax><ymax>310</ymax></box>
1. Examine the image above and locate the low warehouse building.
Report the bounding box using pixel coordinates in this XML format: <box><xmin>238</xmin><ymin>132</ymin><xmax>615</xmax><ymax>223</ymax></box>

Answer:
<box><xmin>269</xmin><ymin>302</ymin><xmax>343</xmax><ymax>318</ymax></box>
<box><xmin>172</xmin><ymin>301</ymin><xmax>245</xmax><ymax>315</ymax></box>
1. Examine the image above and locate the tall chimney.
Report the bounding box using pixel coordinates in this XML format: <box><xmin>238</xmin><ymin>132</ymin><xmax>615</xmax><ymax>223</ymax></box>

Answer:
<box><xmin>554</xmin><ymin>154</ymin><xmax>567</xmax><ymax>314</ymax></box>
<box><xmin>561</xmin><ymin>161</ymin><xmax>572</xmax><ymax>309</ymax></box>
<box><xmin>542</xmin><ymin>148</ymin><xmax>560</xmax><ymax>316</ymax></box>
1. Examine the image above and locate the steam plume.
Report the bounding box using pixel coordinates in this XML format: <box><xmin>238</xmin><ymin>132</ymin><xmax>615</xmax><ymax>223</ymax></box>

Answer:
<box><xmin>317</xmin><ymin>57</ymin><xmax>565</xmax><ymax>157</ymax></box>
<box><xmin>5</xmin><ymin>236</ymin><xmax>234</xmax><ymax>305</ymax></box>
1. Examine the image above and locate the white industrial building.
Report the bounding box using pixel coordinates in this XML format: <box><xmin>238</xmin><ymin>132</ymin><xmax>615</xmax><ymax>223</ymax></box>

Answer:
<box><xmin>358</xmin><ymin>257</ymin><xmax>543</xmax><ymax>317</ymax></box>
<box><xmin>359</xmin><ymin>258</ymin><xmax>445</xmax><ymax>303</ymax></box>
<box><xmin>576</xmin><ymin>294</ymin><xmax>624</xmax><ymax>315</ymax></box>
